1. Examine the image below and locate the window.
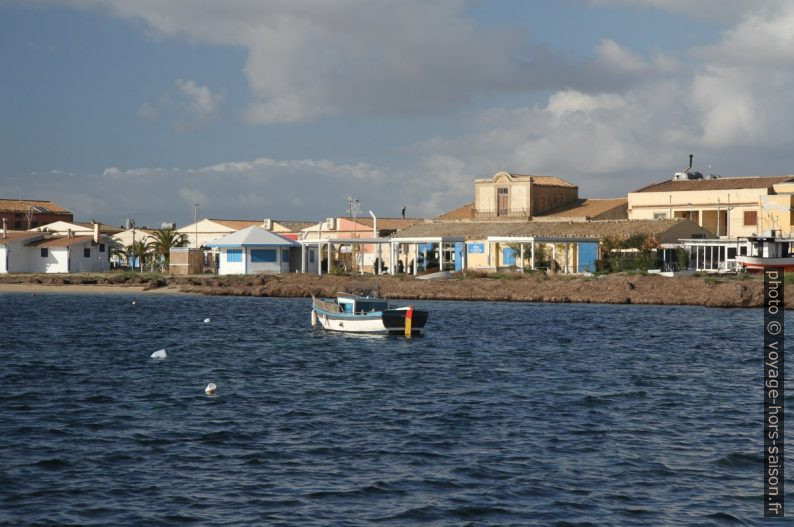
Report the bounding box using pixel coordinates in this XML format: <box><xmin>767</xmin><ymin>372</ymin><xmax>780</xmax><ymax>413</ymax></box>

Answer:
<box><xmin>744</xmin><ymin>211</ymin><xmax>757</xmax><ymax>226</ymax></box>
<box><xmin>282</xmin><ymin>250</ymin><xmax>289</xmax><ymax>262</ymax></box>
<box><xmin>99</xmin><ymin>243</ymin><xmax>105</xmax><ymax>252</ymax></box>
<box><xmin>226</xmin><ymin>249</ymin><xmax>243</xmax><ymax>262</ymax></box>
<box><xmin>309</xmin><ymin>250</ymin><xmax>315</xmax><ymax>263</ymax></box>
<box><xmin>250</xmin><ymin>249</ymin><xmax>276</xmax><ymax>263</ymax></box>
<box><xmin>40</xmin><ymin>248</ymin><xmax>48</xmax><ymax>257</ymax></box>
<box><xmin>497</xmin><ymin>187</ymin><xmax>509</xmax><ymax>216</ymax></box>
<box><xmin>84</xmin><ymin>248</ymin><xmax>91</xmax><ymax>258</ymax></box>
<box><xmin>14</xmin><ymin>221</ymin><xmax>21</xmax><ymax>229</ymax></box>
<box><xmin>653</xmin><ymin>212</ymin><xmax>667</xmax><ymax>220</ymax></box>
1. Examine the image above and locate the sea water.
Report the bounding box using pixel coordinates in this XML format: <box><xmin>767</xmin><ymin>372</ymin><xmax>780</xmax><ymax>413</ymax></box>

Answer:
<box><xmin>0</xmin><ymin>293</ymin><xmax>789</xmax><ymax>525</ymax></box>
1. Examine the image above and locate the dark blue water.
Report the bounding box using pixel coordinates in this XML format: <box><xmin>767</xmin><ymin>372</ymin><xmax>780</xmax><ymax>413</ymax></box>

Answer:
<box><xmin>0</xmin><ymin>292</ymin><xmax>789</xmax><ymax>525</ymax></box>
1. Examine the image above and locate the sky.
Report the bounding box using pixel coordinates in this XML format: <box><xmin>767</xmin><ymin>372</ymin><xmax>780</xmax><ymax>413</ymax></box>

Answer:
<box><xmin>2</xmin><ymin>0</ymin><xmax>794</xmax><ymax>227</ymax></box>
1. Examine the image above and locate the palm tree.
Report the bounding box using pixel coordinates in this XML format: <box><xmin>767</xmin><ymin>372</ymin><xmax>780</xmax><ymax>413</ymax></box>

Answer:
<box><xmin>130</xmin><ymin>239</ymin><xmax>155</xmax><ymax>273</ymax></box>
<box><xmin>150</xmin><ymin>227</ymin><xmax>189</xmax><ymax>272</ymax></box>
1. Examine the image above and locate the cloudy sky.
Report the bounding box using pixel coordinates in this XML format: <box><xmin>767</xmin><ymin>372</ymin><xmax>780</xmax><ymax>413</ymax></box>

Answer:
<box><xmin>2</xmin><ymin>0</ymin><xmax>793</xmax><ymax>227</ymax></box>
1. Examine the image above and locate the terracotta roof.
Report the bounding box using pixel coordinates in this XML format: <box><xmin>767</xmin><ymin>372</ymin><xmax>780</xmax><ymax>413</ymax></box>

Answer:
<box><xmin>209</xmin><ymin>219</ymin><xmax>263</xmax><ymax>230</ymax></box>
<box><xmin>348</xmin><ymin>217</ymin><xmax>423</xmax><ymax>230</ymax></box>
<box><xmin>0</xmin><ymin>231</ymin><xmax>46</xmax><ymax>244</ymax></box>
<box><xmin>274</xmin><ymin>221</ymin><xmax>316</xmax><ymax>232</ymax></box>
<box><xmin>437</xmin><ymin>202</ymin><xmax>474</xmax><ymax>220</ymax></box>
<box><xmin>392</xmin><ymin>219</ymin><xmax>713</xmax><ymax>241</ymax></box>
<box><xmin>542</xmin><ymin>198</ymin><xmax>628</xmax><ymax>219</ymax></box>
<box><xmin>0</xmin><ymin>199</ymin><xmax>71</xmax><ymax>214</ymax></box>
<box><xmin>27</xmin><ymin>235</ymin><xmax>96</xmax><ymax>248</ymax></box>
<box><xmin>634</xmin><ymin>176</ymin><xmax>794</xmax><ymax>193</ymax></box>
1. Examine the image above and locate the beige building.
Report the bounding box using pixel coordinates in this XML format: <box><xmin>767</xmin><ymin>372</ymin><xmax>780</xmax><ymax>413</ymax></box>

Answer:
<box><xmin>628</xmin><ymin>176</ymin><xmax>794</xmax><ymax>238</ymax></box>
<box><xmin>441</xmin><ymin>171</ymin><xmax>627</xmax><ymax>222</ymax></box>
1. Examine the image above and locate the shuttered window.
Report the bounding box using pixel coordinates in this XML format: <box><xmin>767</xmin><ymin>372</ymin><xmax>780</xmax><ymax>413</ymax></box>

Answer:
<box><xmin>743</xmin><ymin>211</ymin><xmax>757</xmax><ymax>226</ymax></box>
<box><xmin>226</xmin><ymin>249</ymin><xmax>243</xmax><ymax>262</ymax></box>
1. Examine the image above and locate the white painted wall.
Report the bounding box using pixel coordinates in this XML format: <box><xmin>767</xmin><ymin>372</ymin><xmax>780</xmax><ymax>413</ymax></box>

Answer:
<box><xmin>217</xmin><ymin>247</ymin><xmax>246</xmax><ymax>275</ymax></box>
<box><xmin>0</xmin><ymin>246</ymin><xmax>6</xmax><ymax>273</ymax></box>
<box><xmin>217</xmin><ymin>246</ymin><xmax>292</xmax><ymax>274</ymax></box>
<box><xmin>69</xmin><ymin>242</ymin><xmax>110</xmax><ymax>272</ymax></box>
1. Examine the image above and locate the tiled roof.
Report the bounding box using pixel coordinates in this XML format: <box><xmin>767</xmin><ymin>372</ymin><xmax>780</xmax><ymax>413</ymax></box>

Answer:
<box><xmin>0</xmin><ymin>199</ymin><xmax>72</xmax><ymax>214</ymax></box>
<box><xmin>437</xmin><ymin>202</ymin><xmax>474</xmax><ymax>220</ymax></box>
<box><xmin>392</xmin><ymin>219</ymin><xmax>712</xmax><ymax>241</ymax></box>
<box><xmin>634</xmin><ymin>176</ymin><xmax>794</xmax><ymax>193</ymax></box>
<box><xmin>542</xmin><ymin>198</ymin><xmax>628</xmax><ymax>219</ymax></box>
<box><xmin>0</xmin><ymin>231</ymin><xmax>45</xmax><ymax>245</ymax></box>
<box><xmin>274</xmin><ymin>221</ymin><xmax>316</xmax><ymax>232</ymax></box>
<box><xmin>27</xmin><ymin>235</ymin><xmax>96</xmax><ymax>248</ymax></box>
<box><xmin>210</xmin><ymin>219</ymin><xmax>263</xmax><ymax>230</ymax></box>
<box><xmin>348</xmin><ymin>217</ymin><xmax>423</xmax><ymax>230</ymax></box>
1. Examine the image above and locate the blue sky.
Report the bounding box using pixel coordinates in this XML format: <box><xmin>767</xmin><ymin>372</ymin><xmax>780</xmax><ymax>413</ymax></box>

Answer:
<box><xmin>2</xmin><ymin>1</ymin><xmax>792</xmax><ymax>226</ymax></box>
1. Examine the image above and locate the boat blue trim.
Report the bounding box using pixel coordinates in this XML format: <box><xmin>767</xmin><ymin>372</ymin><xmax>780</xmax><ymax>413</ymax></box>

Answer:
<box><xmin>312</xmin><ymin>305</ymin><xmax>384</xmax><ymax>319</ymax></box>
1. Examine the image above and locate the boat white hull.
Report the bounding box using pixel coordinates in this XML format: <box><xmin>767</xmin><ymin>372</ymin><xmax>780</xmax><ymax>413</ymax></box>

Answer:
<box><xmin>315</xmin><ymin>311</ymin><xmax>390</xmax><ymax>333</ymax></box>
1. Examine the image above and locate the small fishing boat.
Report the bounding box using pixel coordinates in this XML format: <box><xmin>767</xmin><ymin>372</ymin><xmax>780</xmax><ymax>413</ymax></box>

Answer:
<box><xmin>311</xmin><ymin>293</ymin><xmax>429</xmax><ymax>334</ymax></box>
<box><xmin>735</xmin><ymin>230</ymin><xmax>794</xmax><ymax>272</ymax></box>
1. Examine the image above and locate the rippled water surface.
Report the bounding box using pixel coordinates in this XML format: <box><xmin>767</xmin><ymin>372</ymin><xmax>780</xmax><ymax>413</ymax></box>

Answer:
<box><xmin>0</xmin><ymin>292</ymin><xmax>789</xmax><ymax>525</ymax></box>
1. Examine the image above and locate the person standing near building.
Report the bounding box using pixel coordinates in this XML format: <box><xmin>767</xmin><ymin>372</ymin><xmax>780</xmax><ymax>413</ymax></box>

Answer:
<box><xmin>401</xmin><ymin>205</ymin><xmax>406</xmax><ymax>219</ymax></box>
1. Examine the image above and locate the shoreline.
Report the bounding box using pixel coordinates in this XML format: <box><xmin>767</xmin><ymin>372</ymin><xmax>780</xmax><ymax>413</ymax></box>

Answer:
<box><xmin>0</xmin><ymin>283</ymin><xmax>188</xmax><ymax>295</ymax></box>
<box><xmin>0</xmin><ymin>272</ymin><xmax>788</xmax><ymax>308</ymax></box>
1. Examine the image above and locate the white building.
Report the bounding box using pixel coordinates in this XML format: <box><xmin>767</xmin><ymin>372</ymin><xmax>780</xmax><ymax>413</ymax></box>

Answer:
<box><xmin>1</xmin><ymin>232</ymin><xmax>47</xmax><ymax>273</ymax></box>
<box><xmin>206</xmin><ymin>226</ymin><xmax>299</xmax><ymax>275</ymax></box>
<box><xmin>27</xmin><ymin>235</ymin><xmax>111</xmax><ymax>273</ymax></box>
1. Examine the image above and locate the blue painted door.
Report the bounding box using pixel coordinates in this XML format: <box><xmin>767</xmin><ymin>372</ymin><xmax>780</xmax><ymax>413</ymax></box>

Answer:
<box><xmin>454</xmin><ymin>242</ymin><xmax>463</xmax><ymax>271</ymax></box>
<box><xmin>577</xmin><ymin>242</ymin><xmax>598</xmax><ymax>272</ymax></box>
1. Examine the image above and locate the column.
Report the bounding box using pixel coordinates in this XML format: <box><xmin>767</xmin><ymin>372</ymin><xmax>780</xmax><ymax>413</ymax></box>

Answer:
<box><xmin>552</xmin><ymin>243</ymin><xmax>557</xmax><ymax>273</ymax></box>
<box><xmin>377</xmin><ymin>242</ymin><xmax>383</xmax><ymax>274</ymax></box>
<box><xmin>301</xmin><ymin>244</ymin><xmax>306</xmax><ymax>273</ymax></box>
<box><xmin>439</xmin><ymin>241</ymin><xmax>444</xmax><ymax>272</ymax></box>
<box><xmin>327</xmin><ymin>241</ymin><xmax>333</xmax><ymax>274</ymax></box>
<box><xmin>520</xmin><ymin>243</ymin><xmax>524</xmax><ymax>273</ymax></box>
<box><xmin>462</xmin><ymin>241</ymin><xmax>467</xmax><ymax>272</ymax></box>
<box><xmin>530</xmin><ymin>240</ymin><xmax>535</xmax><ymax>271</ymax></box>
<box><xmin>413</xmin><ymin>243</ymin><xmax>418</xmax><ymax>276</ymax></box>
<box><xmin>564</xmin><ymin>243</ymin><xmax>569</xmax><ymax>274</ymax></box>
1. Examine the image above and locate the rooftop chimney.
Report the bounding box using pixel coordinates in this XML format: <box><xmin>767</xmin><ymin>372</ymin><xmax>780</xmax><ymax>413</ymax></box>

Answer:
<box><xmin>688</xmin><ymin>154</ymin><xmax>693</xmax><ymax>171</ymax></box>
<box><xmin>93</xmin><ymin>222</ymin><xmax>100</xmax><ymax>244</ymax></box>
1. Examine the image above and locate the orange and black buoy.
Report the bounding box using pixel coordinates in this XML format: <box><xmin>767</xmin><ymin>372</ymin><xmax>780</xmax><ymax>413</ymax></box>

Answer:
<box><xmin>404</xmin><ymin>305</ymin><xmax>414</xmax><ymax>337</ymax></box>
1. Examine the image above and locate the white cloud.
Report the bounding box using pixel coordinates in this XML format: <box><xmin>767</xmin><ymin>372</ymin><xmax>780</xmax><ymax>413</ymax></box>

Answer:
<box><xmin>173</xmin><ymin>78</ymin><xmax>222</xmax><ymax>127</ymax></box>
<box><xmin>44</xmin><ymin>0</ymin><xmax>653</xmax><ymax>124</ymax></box>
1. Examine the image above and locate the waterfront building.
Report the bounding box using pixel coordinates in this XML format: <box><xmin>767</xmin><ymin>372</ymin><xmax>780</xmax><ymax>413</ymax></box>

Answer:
<box><xmin>627</xmin><ymin>155</ymin><xmax>794</xmax><ymax>238</ymax></box>
<box><xmin>205</xmin><ymin>226</ymin><xmax>300</xmax><ymax>275</ymax></box>
<box><xmin>389</xmin><ymin>219</ymin><xmax>713</xmax><ymax>274</ymax></box>
<box><xmin>0</xmin><ymin>199</ymin><xmax>73</xmax><ymax>230</ymax></box>
<box><xmin>1</xmin><ymin>226</ymin><xmax>110</xmax><ymax>273</ymax></box>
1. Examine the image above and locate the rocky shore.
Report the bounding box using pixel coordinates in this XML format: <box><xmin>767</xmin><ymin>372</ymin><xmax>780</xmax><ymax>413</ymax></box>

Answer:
<box><xmin>0</xmin><ymin>271</ymin><xmax>789</xmax><ymax>309</ymax></box>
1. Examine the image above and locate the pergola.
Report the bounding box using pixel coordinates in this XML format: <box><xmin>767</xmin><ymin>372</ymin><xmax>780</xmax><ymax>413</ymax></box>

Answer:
<box><xmin>389</xmin><ymin>236</ymin><xmax>467</xmax><ymax>276</ymax></box>
<box><xmin>486</xmin><ymin>236</ymin><xmax>601</xmax><ymax>274</ymax></box>
<box><xmin>299</xmin><ymin>236</ymin><xmax>467</xmax><ymax>275</ymax></box>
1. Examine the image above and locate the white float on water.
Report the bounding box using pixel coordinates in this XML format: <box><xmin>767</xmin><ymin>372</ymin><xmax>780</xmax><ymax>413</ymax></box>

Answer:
<box><xmin>205</xmin><ymin>383</ymin><xmax>217</xmax><ymax>395</ymax></box>
<box><xmin>150</xmin><ymin>349</ymin><xmax>167</xmax><ymax>359</ymax></box>
<box><xmin>132</xmin><ymin>301</ymin><xmax>136</xmax><ymax>305</ymax></box>
<box><xmin>203</xmin><ymin>318</ymin><xmax>211</xmax><ymax>324</ymax></box>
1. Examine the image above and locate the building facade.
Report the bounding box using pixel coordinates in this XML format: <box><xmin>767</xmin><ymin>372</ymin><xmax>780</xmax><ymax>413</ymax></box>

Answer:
<box><xmin>0</xmin><ymin>199</ymin><xmax>73</xmax><ymax>230</ymax></box>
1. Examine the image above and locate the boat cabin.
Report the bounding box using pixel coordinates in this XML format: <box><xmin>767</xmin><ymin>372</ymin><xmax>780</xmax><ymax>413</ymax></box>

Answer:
<box><xmin>337</xmin><ymin>294</ymin><xmax>390</xmax><ymax>314</ymax></box>
<box><xmin>743</xmin><ymin>231</ymin><xmax>793</xmax><ymax>258</ymax></box>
